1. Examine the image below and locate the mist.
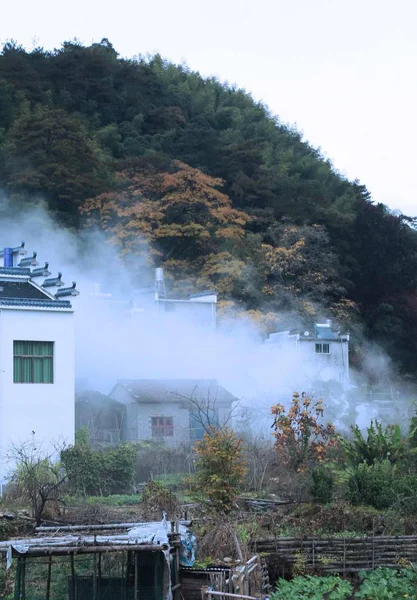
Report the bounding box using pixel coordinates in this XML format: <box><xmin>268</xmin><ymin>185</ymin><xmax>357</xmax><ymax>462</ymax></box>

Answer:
<box><xmin>0</xmin><ymin>203</ymin><xmax>412</xmax><ymax>435</ymax></box>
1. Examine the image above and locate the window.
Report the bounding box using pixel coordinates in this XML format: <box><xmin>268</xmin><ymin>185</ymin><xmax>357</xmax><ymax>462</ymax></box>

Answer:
<box><xmin>151</xmin><ymin>417</ymin><xmax>173</xmax><ymax>437</ymax></box>
<box><xmin>315</xmin><ymin>343</ymin><xmax>330</xmax><ymax>354</ymax></box>
<box><xmin>13</xmin><ymin>341</ymin><xmax>54</xmax><ymax>383</ymax></box>
<box><xmin>189</xmin><ymin>408</ymin><xmax>219</xmax><ymax>441</ymax></box>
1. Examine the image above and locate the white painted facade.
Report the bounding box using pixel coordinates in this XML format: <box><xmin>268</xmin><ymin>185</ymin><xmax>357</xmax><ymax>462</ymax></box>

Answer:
<box><xmin>0</xmin><ymin>244</ymin><xmax>77</xmax><ymax>487</ymax></box>
<box><xmin>0</xmin><ymin>308</ymin><xmax>75</xmax><ymax>482</ymax></box>
<box><xmin>266</xmin><ymin>321</ymin><xmax>350</xmax><ymax>385</ymax></box>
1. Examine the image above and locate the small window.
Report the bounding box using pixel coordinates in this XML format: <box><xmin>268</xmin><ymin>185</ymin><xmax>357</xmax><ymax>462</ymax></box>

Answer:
<box><xmin>315</xmin><ymin>343</ymin><xmax>330</xmax><ymax>354</ymax></box>
<box><xmin>13</xmin><ymin>341</ymin><xmax>54</xmax><ymax>383</ymax></box>
<box><xmin>151</xmin><ymin>417</ymin><xmax>173</xmax><ymax>437</ymax></box>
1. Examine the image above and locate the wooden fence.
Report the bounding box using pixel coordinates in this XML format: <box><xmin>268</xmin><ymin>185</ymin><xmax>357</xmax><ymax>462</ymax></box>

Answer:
<box><xmin>253</xmin><ymin>535</ymin><xmax>417</xmax><ymax>573</ymax></box>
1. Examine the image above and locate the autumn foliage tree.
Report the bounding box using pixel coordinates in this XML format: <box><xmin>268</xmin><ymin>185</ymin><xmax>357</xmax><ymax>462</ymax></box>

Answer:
<box><xmin>193</xmin><ymin>426</ymin><xmax>246</xmax><ymax>514</ymax></box>
<box><xmin>81</xmin><ymin>158</ymin><xmax>251</xmax><ymax>293</ymax></box>
<box><xmin>271</xmin><ymin>392</ymin><xmax>337</xmax><ymax>472</ymax></box>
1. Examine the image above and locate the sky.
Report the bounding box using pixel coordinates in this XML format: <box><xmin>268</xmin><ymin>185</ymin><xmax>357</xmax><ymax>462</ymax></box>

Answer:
<box><xmin>2</xmin><ymin>0</ymin><xmax>417</xmax><ymax>215</ymax></box>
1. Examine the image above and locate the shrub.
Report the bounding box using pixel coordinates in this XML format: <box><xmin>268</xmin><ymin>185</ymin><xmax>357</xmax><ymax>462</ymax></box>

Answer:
<box><xmin>193</xmin><ymin>427</ymin><xmax>246</xmax><ymax>514</ymax></box>
<box><xmin>345</xmin><ymin>461</ymin><xmax>417</xmax><ymax>511</ymax></box>
<box><xmin>61</xmin><ymin>432</ymin><xmax>136</xmax><ymax>496</ymax></box>
<box><xmin>345</xmin><ymin>461</ymin><xmax>395</xmax><ymax>509</ymax></box>
<box><xmin>7</xmin><ymin>444</ymin><xmax>68</xmax><ymax>526</ymax></box>
<box><xmin>340</xmin><ymin>421</ymin><xmax>406</xmax><ymax>467</ymax></box>
<box><xmin>310</xmin><ymin>465</ymin><xmax>333</xmax><ymax>504</ymax></box>
<box><xmin>271</xmin><ymin>574</ymin><xmax>352</xmax><ymax>600</ymax></box>
<box><xmin>141</xmin><ymin>480</ymin><xmax>178</xmax><ymax>520</ymax></box>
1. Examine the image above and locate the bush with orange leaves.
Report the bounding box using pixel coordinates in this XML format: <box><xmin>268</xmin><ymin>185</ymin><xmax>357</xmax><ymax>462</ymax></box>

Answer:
<box><xmin>271</xmin><ymin>392</ymin><xmax>337</xmax><ymax>473</ymax></box>
<box><xmin>193</xmin><ymin>426</ymin><xmax>247</xmax><ymax>514</ymax></box>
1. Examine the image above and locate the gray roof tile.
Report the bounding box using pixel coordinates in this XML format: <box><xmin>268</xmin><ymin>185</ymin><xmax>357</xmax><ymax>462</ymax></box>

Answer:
<box><xmin>115</xmin><ymin>379</ymin><xmax>236</xmax><ymax>404</ymax></box>
<box><xmin>0</xmin><ymin>298</ymin><xmax>71</xmax><ymax>309</ymax></box>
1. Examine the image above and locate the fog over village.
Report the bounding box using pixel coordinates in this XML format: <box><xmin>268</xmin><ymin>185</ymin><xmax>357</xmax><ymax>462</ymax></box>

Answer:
<box><xmin>1</xmin><ymin>9</ymin><xmax>417</xmax><ymax>596</ymax></box>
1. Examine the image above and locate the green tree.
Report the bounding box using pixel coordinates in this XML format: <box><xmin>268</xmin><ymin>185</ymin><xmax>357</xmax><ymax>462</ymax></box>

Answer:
<box><xmin>5</xmin><ymin>105</ymin><xmax>106</xmax><ymax>218</ymax></box>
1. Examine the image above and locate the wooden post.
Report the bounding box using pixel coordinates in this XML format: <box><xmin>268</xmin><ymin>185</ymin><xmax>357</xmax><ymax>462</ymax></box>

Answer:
<box><xmin>134</xmin><ymin>551</ymin><xmax>139</xmax><ymax>600</ymax></box>
<box><xmin>46</xmin><ymin>555</ymin><xmax>52</xmax><ymax>600</ymax></box>
<box><xmin>20</xmin><ymin>557</ymin><xmax>26</xmax><ymax>600</ymax></box>
<box><xmin>175</xmin><ymin>542</ymin><xmax>181</xmax><ymax>600</ymax></box>
<box><xmin>13</xmin><ymin>558</ymin><xmax>21</xmax><ymax>600</ymax></box>
<box><xmin>92</xmin><ymin>552</ymin><xmax>97</xmax><ymax>600</ymax></box>
<box><xmin>232</xmin><ymin>532</ymin><xmax>244</xmax><ymax>563</ymax></box>
<box><xmin>201</xmin><ymin>584</ymin><xmax>209</xmax><ymax>600</ymax></box>
<box><xmin>71</xmin><ymin>553</ymin><xmax>76</xmax><ymax>600</ymax></box>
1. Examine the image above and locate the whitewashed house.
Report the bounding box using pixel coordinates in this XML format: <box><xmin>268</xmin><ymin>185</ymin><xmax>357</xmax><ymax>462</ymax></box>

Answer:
<box><xmin>0</xmin><ymin>243</ymin><xmax>79</xmax><ymax>486</ymax></box>
<box><xmin>266</xmin><ymin>319</ymin><xmax>350</xmax><ymax>385</ymax></box>
<box><xmin>88</xmin><ymin>267</ymin><xmax>218</xmax><ymax>332</ymax></box>
<box><xmin>110</xmin><ymin>379</ymin><xmax>236</xmax><ymax>446</ymax></box>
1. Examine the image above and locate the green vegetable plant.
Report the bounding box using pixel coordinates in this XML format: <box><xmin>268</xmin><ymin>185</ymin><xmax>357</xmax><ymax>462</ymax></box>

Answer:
<box><xmin>271</xmin><ymin>574</ymin><xmax>352</xmax><ymax>600</ymax></box>
<box><xmin>355</xmin><ymin>567</ymin><xmax>417</xmax><ymax>599</ymax></box>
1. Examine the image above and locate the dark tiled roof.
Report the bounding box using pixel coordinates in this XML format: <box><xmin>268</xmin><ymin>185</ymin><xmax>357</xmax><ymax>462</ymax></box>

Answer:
<box><xmin>55</xmin><ymin>282</ymin><xmax>79</xmax><ymax>298</ymax></box>
<box><xmin>0</xmin><ymin>298</ymin><xmax>71</xmax><ymax>309</ymax></box>
<box><xmin>0</xmin><ymin>267</ymin><xmax>31</xmax><ymax>276</ymax></box>
<box><xmin>18</xmin><ymin>252</ymin><xmax>38</xmax><ymax>267</ymax></box>
<box><xmin>31</xmin><ymin>263</ymin><xmax>51</xmax><ymax>278</ymax></box>
<box><xmin>0</xmin><ymin>280</ymin><xmax>51</xmax><ymax>300</ymax></box>
<box><xmin>0</xmin><ymin>280</ymin><xmax>71</xmax><ymax>309</ymax></box>
<box><xmin>115</xmin><ymin>379</ymin><xmax>236</xmax><ymax>405</ymax></box>
<box><xmin>43</xmin><ymin>273</ymin><xmax>63</xmax><ymax>288</ymax></box>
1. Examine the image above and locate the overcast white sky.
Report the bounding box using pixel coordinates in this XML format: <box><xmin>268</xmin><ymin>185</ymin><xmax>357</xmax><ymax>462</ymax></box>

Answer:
<box><xmin>2</xmin><ymin>0</ymin><xmax>417</xmax><ymax>215</ymax></box>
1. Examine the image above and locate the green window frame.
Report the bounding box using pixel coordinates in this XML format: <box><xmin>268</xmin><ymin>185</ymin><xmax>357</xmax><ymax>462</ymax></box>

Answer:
<box><xmin>13</xmin><ymin>341</ymin><xmax>54</xmax><ymax>384</ymax></box>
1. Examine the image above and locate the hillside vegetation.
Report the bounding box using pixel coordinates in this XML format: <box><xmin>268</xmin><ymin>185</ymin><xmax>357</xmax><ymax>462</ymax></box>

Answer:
<box><xmin>0</xmin><ymin>39</ymin><xmax>416</xmax><ymax>377</ymax></box>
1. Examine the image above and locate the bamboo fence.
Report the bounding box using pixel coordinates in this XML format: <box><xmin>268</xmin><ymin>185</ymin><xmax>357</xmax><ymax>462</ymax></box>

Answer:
<box><xmin>253</xmin><ymin>535</ymin><xmax>417</xmax><ymax>573</ymax></box>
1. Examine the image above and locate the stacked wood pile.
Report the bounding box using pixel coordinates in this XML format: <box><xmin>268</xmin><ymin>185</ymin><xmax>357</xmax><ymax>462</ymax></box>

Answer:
<box><xmin>253</xmin><ymin>535</ymin><xmax>417</xmax><ymax>573</ymax></box>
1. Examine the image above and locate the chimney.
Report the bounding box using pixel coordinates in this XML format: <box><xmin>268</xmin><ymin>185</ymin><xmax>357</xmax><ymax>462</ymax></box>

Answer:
<box><xmin>155</xmin><ymin>267</ymin><xmax>166</xmax><ymax>299</ymax></box>
<box><xmin>3</xmin><ymin>248</ymin><xmax>13</xmax><ymax>268</ymax></box>
<box><xmin>326</xmin><ymin>319</ymin><xmax>332</xmax><ymax>328</ymax></box>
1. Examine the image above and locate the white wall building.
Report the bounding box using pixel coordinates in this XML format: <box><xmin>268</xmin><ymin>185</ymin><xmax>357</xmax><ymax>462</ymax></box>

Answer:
<box><xmin>89</xmin><ymin>268</ymin><xmax>218</xmax><ymax>332</ymax></box>
<box><xmin>266</xmin><ymin>319</ymin><xmax>350</xmax><ymax>385</ymax></box>
<box><xmin>0</xmin><ymin>243</ymin><xmax>79</xmax><ymax>487</ymax></box>
<box><xmin>110</xmin><ymin>379</ymin><xmax>236</xmax><ymax>446</ymax></box>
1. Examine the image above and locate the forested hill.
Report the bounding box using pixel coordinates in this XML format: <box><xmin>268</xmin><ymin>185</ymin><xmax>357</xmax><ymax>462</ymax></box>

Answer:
<box><xmin>1</xmin><ymin>38</ymin><xmax>417</xmax><ymax>378</ymax></box>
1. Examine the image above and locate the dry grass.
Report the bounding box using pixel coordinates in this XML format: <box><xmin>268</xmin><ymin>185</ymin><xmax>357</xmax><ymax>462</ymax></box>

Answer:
<box><xmin>198</xmin><ymin>518</ymin><xmax>249</xmax><ymax>562</ymax></box>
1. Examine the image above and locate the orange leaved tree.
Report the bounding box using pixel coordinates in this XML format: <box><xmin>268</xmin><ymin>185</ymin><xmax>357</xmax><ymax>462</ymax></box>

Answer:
<box><xmin>271</xmin><ymin>392</ymin><xmax>336</xmax><ymax>473</ymax></box>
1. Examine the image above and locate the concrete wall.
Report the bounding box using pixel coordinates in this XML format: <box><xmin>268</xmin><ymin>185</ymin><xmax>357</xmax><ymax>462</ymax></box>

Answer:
<box><xmin>111</xmin><ymin>386</ymin><xmax>233</xmax><ymax>445</ymax></box>
<box><xmin>127</xmin><ymin>402</ymin><xmax>190</xmax><ymax>446</ymax></box>
<box><xmin>0</xmin><ymin>308</ymin><xmax>75</xmax><ymax>483</ymax></box>
<box><xmin>298</xmin><ymin>340</ymin><xmax>349</xmax><ymax>384</ymax></box>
